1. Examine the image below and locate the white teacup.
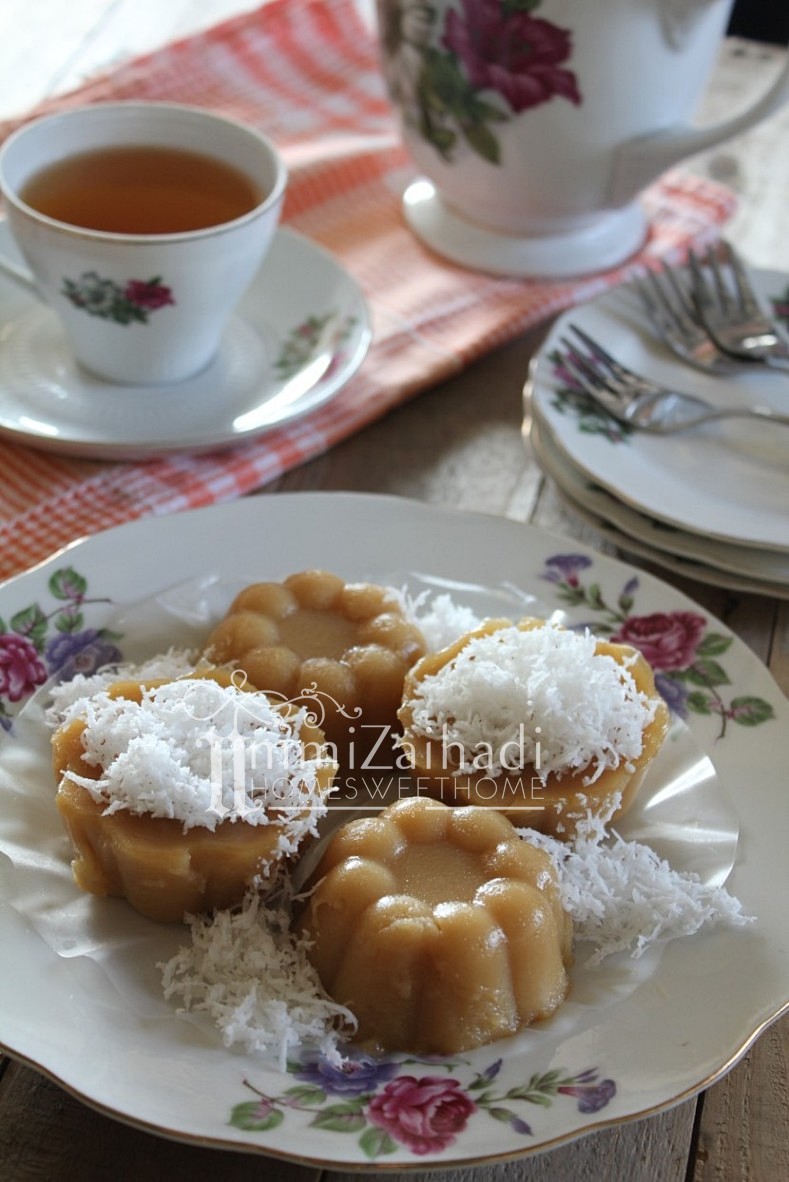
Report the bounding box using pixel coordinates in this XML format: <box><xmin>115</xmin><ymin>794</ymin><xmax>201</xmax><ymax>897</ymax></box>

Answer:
<box><xmin>0</xmin><ymin>102</ymin><xmax>287</xmax><ymax>384</ymax></box>
<box><xmin>376</xmin><ymin>0</ymin><xmax>789</xmax><ymax>277</ymax></box>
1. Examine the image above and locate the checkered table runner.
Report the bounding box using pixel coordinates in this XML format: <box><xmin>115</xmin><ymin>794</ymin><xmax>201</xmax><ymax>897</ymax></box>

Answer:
<box><xmin>0</xmin><ymin>0</ymin><xmax>735</xmax><ymax>583</ymax></box>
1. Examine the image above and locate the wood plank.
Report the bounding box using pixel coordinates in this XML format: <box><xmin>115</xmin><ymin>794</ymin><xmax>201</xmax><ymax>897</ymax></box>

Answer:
<box><xmin>326</xmin><ymin>1103</ymin><xmax>697</xmax><ymax>1182</ymax></box>
<box><xmin>692</xmin><ymin>1013</ymin><xmax>789</xmax><ymax>1182</ymax></box>
<box><xmin>0</xmin><ymin>1059</ymin><xmax>320</xmax><ymax>1182</ymax></box>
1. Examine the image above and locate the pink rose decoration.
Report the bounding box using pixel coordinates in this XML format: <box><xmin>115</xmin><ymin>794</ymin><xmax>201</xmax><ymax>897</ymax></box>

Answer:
<box><xmin>124</xmin><ymin>279</ymin><xmax>175</xmax><ymax>310</ymax></box>
<box><xmin>610</xmin><ymin>611</ymin><xmax>706</xmax><ymax>672</ymax></box>
<box><xmin>367</xmin><ymin>1075</ymin><xmax>476</xmax><ymax>1155</ymax></box>
<box><xmin>0</xmin><ymin>633</ymin><xmax>48</xmax><ymax>703</ymax></box>
<box><xmin>443</xmin><ymin>0</ymin><xmax>582</xmax><ymax>113</ymax></box>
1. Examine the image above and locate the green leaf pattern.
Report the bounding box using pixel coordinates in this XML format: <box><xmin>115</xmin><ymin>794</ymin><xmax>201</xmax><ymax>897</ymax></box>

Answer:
<box><xmin>230</xmin><ymin>1057</ymin><xmax>615</xmax><ymax>1160</ymax></box>
<box><xmin>0</xmin><ymin>567</ymin><xmax>122</xmax><ymax>732</ymax></box>
<box><xmin>541</xmin><ymin>555</ymin><xmax>775</xmax><ymax>738</ymax></box>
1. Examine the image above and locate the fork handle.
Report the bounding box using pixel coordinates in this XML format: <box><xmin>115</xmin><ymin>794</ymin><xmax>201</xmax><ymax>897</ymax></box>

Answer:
<box><xmin>670</xmin><ymin>406</ymin><xmax>789</xmax><ymax>433</ymax></box>
<box><xmin>740</xmin><ymin>354</ymin><xmax>789</xmax><ymax>375</ymax></box>
<box><xmin>763</xmin><ymin>357</ymin><xmax>789</xmax><ymax>374</ymax></box>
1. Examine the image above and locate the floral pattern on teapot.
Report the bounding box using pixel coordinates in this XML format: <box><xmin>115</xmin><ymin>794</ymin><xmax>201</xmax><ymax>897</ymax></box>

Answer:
<box><xmin>377</xmin><ymin>0</ymin><xmax>582</xmax><ymax>164</ymax></box>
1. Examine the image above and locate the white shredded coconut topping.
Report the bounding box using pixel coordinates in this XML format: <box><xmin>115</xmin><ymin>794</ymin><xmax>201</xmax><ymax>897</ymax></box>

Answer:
<box><xmin>524</xmin><ymin>808</ymin><xmax>752</xmax><ymax>965</ymax></box>
<box><xmin>40</xmin><ymin>603</ymin><xmax>751</xmax><ymax>1063</ymax></box>
<box><xmin>160</xmin><ymin>814</ymin><xmax>752</xmax><ymax>1061</ymax></box>
<box><xmin>55</xmin><ymin>676</ymin><xmax>332</xmax><ymax>833</ymax></box>
<box><xmin>407</xmin><ymin>591</ymin><xmax>482</xmax><ymax>653</ymax></box>
<box><xmin>408</xmin><ymin>624</ymin><xmax>655</xmax><ymax>783</ymax></box>
<box><xmin>46</xmin><ymin>650</ymin><xmax>196</xmax><ymax>717</ymax></box>
<box><xmin>160</xmin><ymin>888</ymin><xmax>355</xmax><ymax>1071</ymax></box>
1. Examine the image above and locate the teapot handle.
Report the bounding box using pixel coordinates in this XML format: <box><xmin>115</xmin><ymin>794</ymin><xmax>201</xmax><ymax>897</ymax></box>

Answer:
<box><xmin>609</xmin><ymin>50</ymin><xmax>789</xmax><ymax>205</ymax></box>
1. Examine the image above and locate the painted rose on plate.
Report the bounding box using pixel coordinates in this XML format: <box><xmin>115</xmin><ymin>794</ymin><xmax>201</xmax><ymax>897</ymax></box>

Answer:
<box><xmin>543</xmin><ymin>554</ymin><xmax>775</xmax><ymax>735</ymax></box>
<box><xmin>0</xmin><ymin>567</ymin><xmax>122</xmax><ymax>732</ymax></box>
<box><xmin>366</xmin><ymin>1075</ymin><xmax>477</xmax><ymax>1154</ymax></box>
<box><xmin>232</xmin><ymin>1052</ymin><xmax>615</xmax><ymax>1161</ymax></box>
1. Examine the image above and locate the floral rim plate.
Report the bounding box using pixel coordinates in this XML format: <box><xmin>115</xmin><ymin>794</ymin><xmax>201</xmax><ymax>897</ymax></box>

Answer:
<box><xmin>0</xmin><ymin>224</ymin><xmax>371</xmax><ymax>459</ymax></box>
<box><xmin>528</xmin><ymin>412</ymin><xmax>789</xmax><ymax>598</ymax></box>
<box><xmin>529</xmin><ymin>267</ymin><xmax>789</xmax><ymax>552</ymax></box>
<box><xmin>0</xmin><ymin>493</ymin><xmax>787</xmax><ymax>1169</ymax></box>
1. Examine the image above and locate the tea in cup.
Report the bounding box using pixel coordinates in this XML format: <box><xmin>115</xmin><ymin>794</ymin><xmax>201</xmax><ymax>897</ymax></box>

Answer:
<box><xmin>0</xmin><ymin>102</ymin><xmax>287</xmax><ymax>384</ymax></box>
<box><xmin>376</xmin><ymin>0</ymin><xmax>789</xmax><ymax>277</ymax></box>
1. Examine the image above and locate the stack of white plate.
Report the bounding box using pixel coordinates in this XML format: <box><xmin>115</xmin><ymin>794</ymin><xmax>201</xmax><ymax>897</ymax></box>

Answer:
<box><xmin>526</xmin><ymin>269</ymin><xmax>789</xmax><ymax>597</ymax></box>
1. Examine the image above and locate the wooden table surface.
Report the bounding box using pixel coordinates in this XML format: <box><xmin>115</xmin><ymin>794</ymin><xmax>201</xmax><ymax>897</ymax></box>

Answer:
<box><xmin>0</xmin><ymin>4</ymin><xmax>787</xmax><ymax>1180</ymax></box>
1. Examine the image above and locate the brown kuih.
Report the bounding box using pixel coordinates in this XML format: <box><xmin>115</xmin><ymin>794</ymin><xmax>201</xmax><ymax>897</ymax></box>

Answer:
<box><xmin>204</xmin><ymin>570</ymin><xmax>426</xmax><ymax>765</ymax></box>
<box><xmin>398</xmin><ymin>618</ymin><xmax>670</xmax><ymax>839</ymax></box>
<box><xmin>296</xmin><ymin>797</ymin><xmax>573</xmax><ymax>1054</ymax></box>
<box><xmin>52</xmin><ymin>670</ymin><xmax>336</xmax><ymax>923</ymax></box>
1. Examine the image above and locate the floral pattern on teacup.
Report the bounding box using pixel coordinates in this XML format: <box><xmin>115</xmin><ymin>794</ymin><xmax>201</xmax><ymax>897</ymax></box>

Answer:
<box><xmin>61</xmin><ymin>272</ymin><xmax>175</xmax><ymax>324</ymax></box>
<box><xmin>378</xmin><ymin>0</ymin><xmax>582</xmax><ymax>164</ymax></box>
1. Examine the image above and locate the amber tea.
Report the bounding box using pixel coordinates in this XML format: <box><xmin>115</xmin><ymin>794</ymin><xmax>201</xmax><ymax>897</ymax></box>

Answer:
<box><xmin>20</xmin><ymin>144</ymin><xmax>263</xmax><ymax>234</ymax></box>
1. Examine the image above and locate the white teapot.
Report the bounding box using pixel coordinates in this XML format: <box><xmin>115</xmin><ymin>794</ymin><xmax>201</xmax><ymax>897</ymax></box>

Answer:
<box><xmin>376</xmin><ymin>0</ymin><xmax>789</xmax><ymax>275</ymax></box>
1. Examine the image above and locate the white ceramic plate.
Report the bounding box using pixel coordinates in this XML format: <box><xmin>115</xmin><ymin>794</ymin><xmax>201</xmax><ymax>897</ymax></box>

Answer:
<box><xmin>532</xmin><ymin>425</ymin><xmax>789</xmax><ymax>598</ymax></box>
<box><xmin>529</xmin><ymin>268</ymin><xmax>789</xmax><ymax>551</ymax></box>
<box><xmin>528</xmin><ymin>409</ymin><xmax>789</xmax><ymax>597</ymax></box>
<box><xmin>0</xmin><ymin>493</ymin><xmax>786</xmax><ymax>1170</ymax></box>
<box><xmin>0</xmin><ymin>225</ymin><xmax>371</xmax><ymax>459</ymax></box>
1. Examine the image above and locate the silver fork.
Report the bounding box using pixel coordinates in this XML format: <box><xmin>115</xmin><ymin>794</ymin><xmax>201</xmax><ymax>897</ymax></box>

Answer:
<box><xmin>635</xmin><ymin>265</ymin><xmax>743</xmax><ymax>375</ymax></box>
<box><xmin>556</xmin><ymin>324</ymin><xmax>789</xmax><ymax>435</ymax></box>
<box><xmin>689</xmin><ymin>241</ymin><xmax>789</xmax><ymax>371</ymax></box>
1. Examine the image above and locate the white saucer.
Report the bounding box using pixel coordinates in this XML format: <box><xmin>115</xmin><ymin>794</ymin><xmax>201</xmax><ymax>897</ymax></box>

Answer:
<box><xmin>529</xmin><ymin>414</ymin><xmax>789</xmax><ymax>598</ymax></box>
<box><xmin>529</xmin><ymin>267</ymin><xmax>789</xmax><ymax>551</ymax></box>
<box><xmin>402</xmin><ymin>178</ymin><xmax>648</xmax><ymax>278</ymax></box>
<box><xmin>0</xmin><ymin>226</ymin><xmax>371</xmax><ymax>460</ymax></box>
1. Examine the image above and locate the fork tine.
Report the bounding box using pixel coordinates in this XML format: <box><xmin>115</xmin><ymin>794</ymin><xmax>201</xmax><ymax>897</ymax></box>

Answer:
<box><xmin>567</xmin><ymin>323</ymin><xmax>619</xmax><ymax>371</ymax></box>
<box><xmin>552</xmin><ymin>330</ymin><xmax>789</xmax><ymax>433</ymax></box>
<box><xmin>636</xmin><ymin>264</ymin><xmax>743</xmax><ymax>375</ymax></box>
<box><xmin>637</xmin><ymin>271</ymin><xmax>677</xmax><ymax>333</ymax></box>
<box><xmin>555</xmin><ymin>345</ymin><xmax>621</xmax><ymax>416</ymax></box>
<box><xmin>705</xmin><ymin>244</ymin><xmax>739</xmax><ymax>316</ymax></box>
<box><xmin>643</xmin><ymin>267</ymin><xmax>697</xmax><ymax>333</ymax></box>
<box><xmin>662</xmin><ymin>263</ymin><xmax>696</xmax><ymax>321</ymax></box>
<box><xmin>688</xmin><ymin>248</ymin><xmax>718</xmax><ymax>314</ymax></box>
<box><xmin>720</xmin><ymin>240</ymin><xmax>762</xmax><ymax>317</ymax></box>
<box><xmin>564</xmin><ymin>323</ymin><xmax>656</xmax><ymax>397</ymax></box>
<box><xmin>558</xmin><ymin>338</ymin><xmax>607</xmax><ymax>388</ymax></box>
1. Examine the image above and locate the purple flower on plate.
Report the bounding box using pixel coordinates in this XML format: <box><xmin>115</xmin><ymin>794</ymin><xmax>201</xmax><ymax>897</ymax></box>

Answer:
<box><xmin>542</xmin><ymin>553</ymin><xmax>593</xmax><ymax>587</ymax></box>
<box><xmin>45</xmin><ymin>628</ymin><xmax>123</xmax><ymax>681</ymax></box>
<box><xmin>558</xmin><ymin>1072</ymin><xmax>616</xmax><ymax>1114</ymax></box>
<box><xmin>653</xmin><ymin>672</ymin><xmax>691</xmax><ymax>718</ymax></box>
<box><xmin>295</xmin><ymin>1052</ymin><xmax>399</xmax><ymax>1096</ymax></box>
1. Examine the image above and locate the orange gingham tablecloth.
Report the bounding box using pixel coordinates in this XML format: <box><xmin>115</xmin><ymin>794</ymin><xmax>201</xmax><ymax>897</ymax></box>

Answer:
<box><xmin>0</xmin><ymin>0</ymin><xmax>735</xmax><ymax>584</ymax></box>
